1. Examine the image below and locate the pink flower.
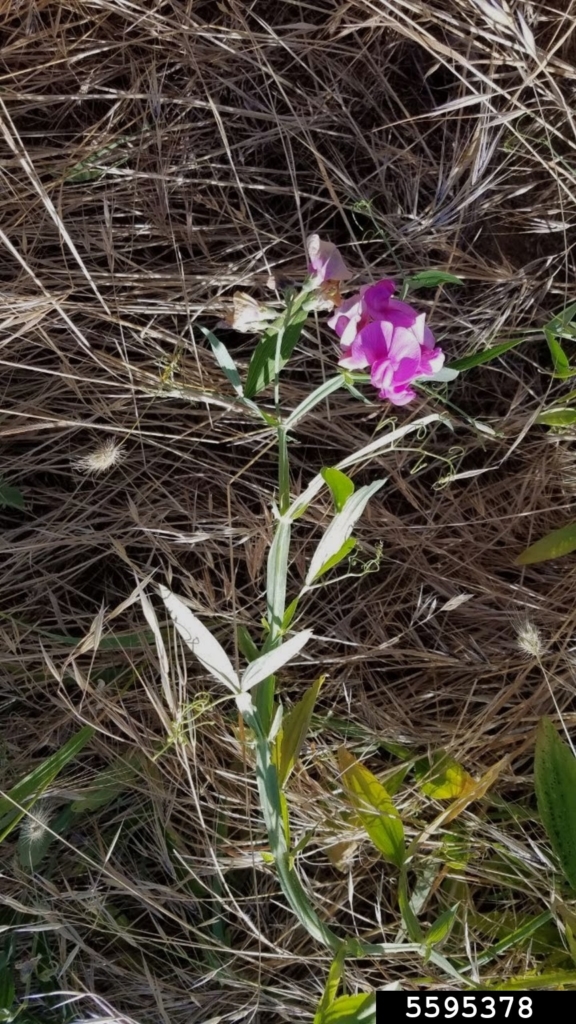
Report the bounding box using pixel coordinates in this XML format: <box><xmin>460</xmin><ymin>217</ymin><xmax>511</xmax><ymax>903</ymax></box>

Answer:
<box><xmin>329</xmin><ymin>279</ymin><xmax>444</xmax><ymax>406</ymax></box>
<box><xmin>306</xmin><ymin>234</ymin><xmax>352</xmax><ymax>285</ymax></box>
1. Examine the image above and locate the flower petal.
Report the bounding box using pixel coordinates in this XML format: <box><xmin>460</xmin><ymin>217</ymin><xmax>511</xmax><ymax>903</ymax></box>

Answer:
<box><xmin>307</xmin><ymin>235</ymin><xmax>352</xmax><ymax>284</ymax></box>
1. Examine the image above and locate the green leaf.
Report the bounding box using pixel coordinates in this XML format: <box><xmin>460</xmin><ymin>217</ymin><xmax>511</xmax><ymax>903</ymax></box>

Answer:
<box><xmin>0</xmin><ymin>725</ymin><xmax>94</xmax><ymax>841</ymax></box>
<box><xmin>266</xmin><ymin>516</ymin><xmax>291</xmax><ymax>634</ymax></box>
<box><xmin>274</xmin><ymin>677</ymin><xmax>323</xmax><ymax>787</ymax></box>
<box><xmin>200</xmin><ymin>326</ymin><xmax>244</xmax><ymax>396</ymax></box>
<box><xmin>241</xmin><ymin>630</ymin><xmax>313</xmax><ymax>692</ymax></box>
<box><xmin>448</xmin><ymin>337</ymin><xmax>526</xmax><ymax>371</ymax></box>
<box><xmin>316</xmin><ymin>944</ymin><xmax>348</xmax><ymax>1015</ymax></box>
<box><xmin>305</xmin><ymin>479</ymin><xmax>385</xmax><ymax>586</ymax></box>
<box><xmin>535</xmin><ymin>718</ymin><xmax>576</xmax><ymax>889</ymax></box>
<box><xmin>314</xmin><ymin>994</ymin><xmax>376</xmax><ymax>1024</ymax></box>
<box><xmin>398</xmin><ymin>868</ymin><xmax>424</xmax><ymax>941</ymax></box>
<box><xmin>338</xmin><ymin>747</ymin><xmax>405</xmax><ymax>868</ymax></box>
<box><xmin>282</xmin><ymin>598</ymin><xmax>299</xmax><ymax>632</ymax></box>
<box><xmin>544</xmin><ymin>300</ymin><xmax>576</xmax><ymax>338</ymax></box>
<box><xmin>0</xmin><ymin>479</ymin><xmax>24</xmax><ymax>510</ymax></box>
<box><xmin>536</xmin><ymin>408</ymin><xmax>576</xmax><ymax>427</ymax></box>
<box><xmin>236</xmin><ymin>626</ymin><xmax>259</xmax><ymax>663</ymax></box>
<box><xmin>405</xmin><ymin>270</ymin><xmax>464</xmax><ymax>290</ymax></box>
<box><xmin>321</xmin><ymin>468</ymin><xmax>355</xmax><ymax>513</ymax></box>
<box><xmin>158</xmin><ymin>585</ymin><xmax>239</xmax><ymax>692</ymax></box>
<box><xmin>312</xmin><ymin>538</ymin><xmax>357</xmax><ymax>581</ymax></box>
<box><xmin>515</xmin><ymin>522</ymin><xmax>576</xmax><ymax>565</ymax></box>
<box><xmin>426</xmin><ymin>904</ymin><xmax>459</xmax><ymax>947</ymax></box>
<box><xmin>284</xmin><ymin>376</ymin><xmax>344</xmax><ymax>431</ymax></box>
<box><xmin>244</xmin><ymin>298</ymin><xmax>309</xmax><ymax>398</ymax></box>
<box><xmin>0</xmin><ymin>966</ymin><xmax>15</xmax><ymax>1018</ymax></box>
<box><xmin>414</xmin><ymin>751</ymin><xmax>476</xmax><ymax>800</ymax></box>
<box><xmin>544</xmin><ymin>327</ymin><xmax>572</xmax><ymax>378</ymax></box>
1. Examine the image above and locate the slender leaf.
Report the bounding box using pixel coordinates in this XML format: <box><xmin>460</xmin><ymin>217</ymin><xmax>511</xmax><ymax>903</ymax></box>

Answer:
<box><xmin>537</xmin><ymin>408</ymin><xmax>576</xmax><ymax>427</ymax></box>
<box><xmin>236</xmin><ymin>625</ymin><xmax>259</xmax><ymax>663</ymax></box>
<box><xmin>284</xmin><ymin>376</ymin><xmax>344</xmax><ymax>431</ymax></box>
<box><xmin>311</xmin><ymin>538</ymin><xmax>357</xmax><ymax>581</ymax></box>
<box><xmin>305</xmin><ymin>479</ymin><xmax>385</xmax><ymax>585</ymax></box>
<box><xmin>449</xmin><ymin>337</ymin><xmax>526</xmax><ymax>371</ymax></box>
<box><xmin>267</xmin><ymin>516</ymin><xmax>291</xmax><ymax>634</ymax></box>
<box><xmin>0</xmin><ymin>726</ymin><xmax>94</xmax><ymax>840</ymax></box>
<box><xmin>316</xmin><ymin>944</ymin><xmax>348</xmax><ymax>1015</ymax></box>
<box><xmin>515</xmin><ymin>523</ymin><xmax>576</xmax><ymax>565</ymax></box>
<box><xmin>417</xmin><ymin>366</ymin><xmax>460</xmax><ymax>383</ymax></box>
<box><xmin>0</xmin><ymin>965</ymin><xmax>15</xmax><ymax>1020</ymax></box>
<box><xmin>200</xmin><ymin>326</ymin><xmax>244</xmax><ymax>395</ymax></box>
<box><xmin>338</xmin><ymin>747</ymin><xmax>405</xmax><ymax>868</ymax></box>
<box><xmin>321</xmin><ymin>468</ymin><xmax>355</xmax><ymax>513</ymax></box>
<box><xmin>406</xmin><ymin>270</ymin><xmax>463</xmax><ymax>290</ymax></box>
<box><xmin>241</xmin><ymin>630</ymin><xmax>313</xmax><ymax>692</ymax></box>
<box><xmin>535</xmin><ymin>718</ymin><xmax>576</xmax><ymax>889</ymax></box>
<box><xmin>158</xmin><ymin>585</ymin><xmax>239</xmax><ymax>691</ymax></box>
<box><xmin>274</xmin><ymin>676</ymin><xmax>323</xmax><ymax>786</ymax></box>
<box><xmin>545</xmin><ymin>327</ymin><xmax>572</xmax><ymax>378</ymax></box>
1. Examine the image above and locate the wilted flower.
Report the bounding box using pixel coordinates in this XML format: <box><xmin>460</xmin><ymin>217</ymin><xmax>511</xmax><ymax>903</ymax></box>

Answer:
<box><xmin>330</xmin><ymin>279</ymin><xmax>444</xmax><ymax>406</ymax></box>
<box><xmin>306</xmin><ymin>234</ymin><xmax>352</xmax><ymax>286</ymax></box>
<box><xmin>222</xmin><ymin>291</ymin><xmax>278</xmax><ymax>333</ymax></box>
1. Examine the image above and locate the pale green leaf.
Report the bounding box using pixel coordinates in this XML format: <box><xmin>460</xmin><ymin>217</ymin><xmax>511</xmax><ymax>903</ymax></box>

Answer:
<box><xmin>241</xmin><ymin>630</ymin><xmax>313</xmax><ymax>692</ymax></box>
<box><xmin>200</xmin><ymin>326</ymin><xmax>244</xmax><ymax>395</ymax></box>
<box><xmin>545</xmin><ymin>327</ymin><xmax>572</xmax><ymax>378</ymax></box>
<box><xmin>305</xmin><ymin>479</ymin><xmax>385</xmax><ymax>586</ymax></box>
<box><xmin>311</xmin><ymin>538</ymin><xmax>356</xmax><ymax>581</ymax></box>
<box><xmin>284</xmin><ymin>376</ymin><xmax>344</xmax><ymax>431</ymax></box>
<box><xmin>535</xmin><ymin>717</ymin><xmax>576</xmax><ymax>889</ymax></box>
<box><xmin>515</xmin><ymin>523</ymin><xmax>576</xmax><ymax>565</ymax></box>
<box><xmin>158</xmin><ymin>585</ymin><xmax>239</xmax><ymax>691</ymax></box>
<box><xmin>267</xmin><ymin>516</ymin><xmax>291</xmax><ymax>633</ymax></box>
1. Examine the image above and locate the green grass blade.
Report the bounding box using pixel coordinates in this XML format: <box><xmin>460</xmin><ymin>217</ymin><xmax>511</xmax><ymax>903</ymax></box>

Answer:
<box><xmin>449</xmin><ymin>338</ymin><xmax>526</xmax><ymax>371</ymax></box>
<box><xmin>0</xmin><ymin>725</ymin><xmax>94</xmax><ymax>840</ymax></box>
<box><xmin>535</xmin><ymin>718</ymin><xmax>576</xmax><ymax>888</ymax></box>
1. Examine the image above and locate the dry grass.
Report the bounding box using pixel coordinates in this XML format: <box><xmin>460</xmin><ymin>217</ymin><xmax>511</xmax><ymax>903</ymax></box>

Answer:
<box><xmin>2</xmin><ymin>1</ymin><xmax>576</xmax><ymax>1021</ymax></box>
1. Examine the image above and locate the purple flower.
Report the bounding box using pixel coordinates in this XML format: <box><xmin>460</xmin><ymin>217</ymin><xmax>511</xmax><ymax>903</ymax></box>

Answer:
<box><xmin>306</xmin><ymin>235</ymin><xmax>352</xmax><ymax>286</ymax></box>
<box><xmin>329</xmin><ymin>279</ymin><xmax>444</xmax><ymax>406</ymax></box>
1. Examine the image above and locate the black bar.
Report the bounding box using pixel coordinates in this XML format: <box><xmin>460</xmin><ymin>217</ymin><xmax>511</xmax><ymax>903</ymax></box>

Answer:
<box><xmin>376</xmin><ymin>991</ymin><xmax>572</xmax><ymax>1023</ymax></box>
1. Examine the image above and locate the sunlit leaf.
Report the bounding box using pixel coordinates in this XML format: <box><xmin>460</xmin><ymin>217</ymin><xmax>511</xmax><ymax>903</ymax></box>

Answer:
<box><xmin>314</xmin><ymin>993</ymin><xmax>376</xmax><ymax>1024</ymax></box>
<box><xmin>273</xmin><ymin>677</ymin><xmax>323</xmax><ymax>786</ymax></box>
<box><xmin>426</xmin><ymin>904</ymin><xmax>459</xmax><ymax>947</ymax></box>
<box><xmin>241</xmin><ymin>630</ymin><xmax>313</xmax><ymax>692</ymax></box>
<box><xmin>158</xmin><ymin>585</ymin><xmax>239</xmax><ymax>692</ymax></box>
<box><xmin>535</xmin><ymin>718</ymin><xmax>576</xmax><ymax>889</ymax></box>
<box><xmin>321</xmin><ymin>468</ymin><xmax>355</xmax><ymax>512</ymax></box>
<box><xmin>305</xmin><ymin>479</ymin><xmax>385</xmax><ymax>585</ymax></box>
<box><xmin>536</xmin><ymin>408</ymin><xmax>576</xmax><ymax>427</ymax></box>
<box><xmin>200</xmin><ymin>326</ymin><xmax>244</xmax><ymax>395</ymax></box>
<box><xmin>414</xmin><ymin>751</ymin><xmax>476</xmax><ymax>800</ymax></box>
<box><xmin>338</xmin><ymin>747</ymin><xmax>405</xmax><ymax>868</ymax></box>
<box><xmin>515</xmin><ymin>523</ymin><xmax>576</xmax><ymax>565</ymax></box>
<box><xmin>545</xmin><ymin>327</ymin><xmax>572</xmax><ymax>378</ymax></box>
